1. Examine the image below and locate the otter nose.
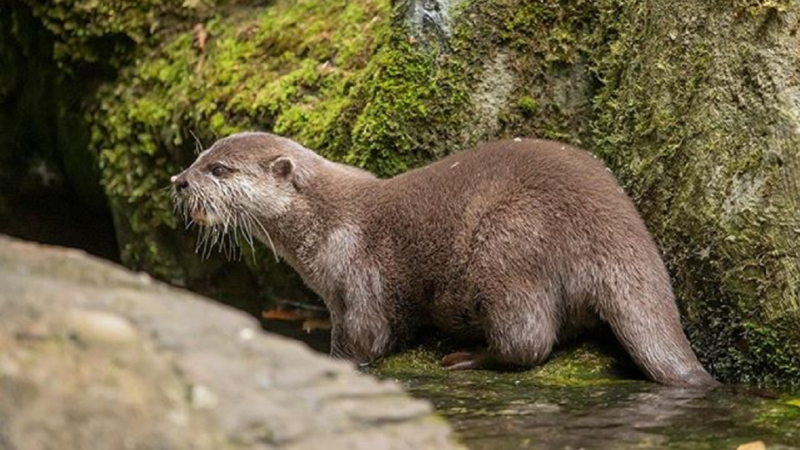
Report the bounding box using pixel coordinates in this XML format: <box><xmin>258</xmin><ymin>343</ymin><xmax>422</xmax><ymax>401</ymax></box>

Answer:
<box><xmin>171</xmin><ymin>174</ymin><xmax>189</xmax><ymax>191</ymax></box>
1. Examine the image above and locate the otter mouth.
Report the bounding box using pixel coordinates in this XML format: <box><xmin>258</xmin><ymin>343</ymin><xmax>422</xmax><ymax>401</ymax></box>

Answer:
<box><xmin>181</xmin><ymin>201</ymin><xmax>220</xmax><ymax>226</ymax></box>
<box><xmin>190</xmin><ymin>207</ymin><xmax>219</xmax><ymax>226</ymax></box>
<box><xmin>191</xmin><ymin>207</ymin><xmax>208</xmax><ymax>224</ymax></box>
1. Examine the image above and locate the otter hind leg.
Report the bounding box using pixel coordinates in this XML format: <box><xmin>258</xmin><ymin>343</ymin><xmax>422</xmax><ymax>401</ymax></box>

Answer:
<box><xmin>443</xmin><ymin>283</ymin><xmax>558</xmax><ymax>370</ymax></box>
<box><xmin>486</xmin><ymin>286</ymin><xmax>558</xmax><ymax>367</ymax></box>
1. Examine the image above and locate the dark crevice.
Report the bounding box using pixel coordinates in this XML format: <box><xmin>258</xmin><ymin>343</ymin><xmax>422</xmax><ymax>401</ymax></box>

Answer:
<box><xmin>0</xmin><ymin>192</ymin><xmax>119</xmax><ymax>262</ymax></box>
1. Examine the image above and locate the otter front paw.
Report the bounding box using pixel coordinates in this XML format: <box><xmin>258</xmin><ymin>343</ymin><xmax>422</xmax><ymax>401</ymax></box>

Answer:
<box><xmin>329</xmin><ymin>336</ymin><xmax>377</xmax><ymax>366</ymax></box>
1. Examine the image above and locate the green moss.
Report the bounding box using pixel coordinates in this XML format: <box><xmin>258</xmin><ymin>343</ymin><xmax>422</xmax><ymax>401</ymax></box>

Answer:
<box><xmin>22</xmin><ymin>0</ymin><xmax>216</xmax><ymax>71</ymax></box>
<box><xmin>375</xmin><ymin>346</ymin><xmax>449</xmax><ymax>378</ymax></box>
<box><xmin>327</xmin><ymin>37</ymin><xmax>471</xmax><ymax>175</ymax></box>
<box><xmin>752</xmin><ymin>395</ymin><xmax>800</xmax><ymax>431</ymax></box>
<box><xmin>527</xmin><ymin>343</ymin><xmax>637</xmax><ymax>386</ymax></box>
<box><xmin>374</xmin><ymin>341</ymin><xmax>637</xmax><ymax>388</ymax></box>
<box><xmin>736</xmin><ymin>0</ymin><xmax>791</xmax><ymax>15</ymax></box>
<box><xmin>516</xmin><ymin>96</ymin><xmax>538</xmax><ymax>117</ymax></box>
<box><xmin>446</xmin><ymin>0</ymin><xmax>625</xmax><ymax>145</ymax></box>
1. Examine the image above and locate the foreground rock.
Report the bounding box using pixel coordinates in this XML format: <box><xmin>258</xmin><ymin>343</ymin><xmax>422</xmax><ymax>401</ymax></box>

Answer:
<box><xmin>0</xmin><ymin>235</ymin><xmax>461</xmax><ymax>450</ymax></box>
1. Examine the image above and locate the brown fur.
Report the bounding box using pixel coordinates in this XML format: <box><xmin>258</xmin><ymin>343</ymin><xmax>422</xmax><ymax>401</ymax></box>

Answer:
<box><xmin>172</xmin><ymin>132</ymin><xmax>718</xmax><ymax>387</ymax></box>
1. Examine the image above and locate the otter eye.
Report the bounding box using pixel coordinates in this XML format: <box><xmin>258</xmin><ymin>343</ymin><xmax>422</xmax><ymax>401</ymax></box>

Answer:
<box><xmin>209</xmin><ymin>164</ymin><xmax>230</xmax><ymax>178</ymax></box>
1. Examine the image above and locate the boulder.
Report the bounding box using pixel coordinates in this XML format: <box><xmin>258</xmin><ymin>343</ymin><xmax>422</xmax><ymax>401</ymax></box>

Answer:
<box><xmin>0</xmin><ymin>235</ymin><xmax>462</xmax><ymax>450</ymax></box>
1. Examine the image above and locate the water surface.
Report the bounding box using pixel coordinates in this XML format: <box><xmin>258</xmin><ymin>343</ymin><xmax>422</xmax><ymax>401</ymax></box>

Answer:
<box><xmin>400</xmin><ymin>373</ymin><xmax>800</xmax><ymax>449</ymax></box>
<box><xmin>265</xmin><ymin>319</ymin><xmax>800</xmax><ymax>449</ymax></box>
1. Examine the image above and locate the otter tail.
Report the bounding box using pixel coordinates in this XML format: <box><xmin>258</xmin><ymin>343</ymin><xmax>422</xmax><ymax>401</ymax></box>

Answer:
<box><xmin>600</xmin><ymin>276</ymin><xmax>719</xmax><ymax>387</ymax></box>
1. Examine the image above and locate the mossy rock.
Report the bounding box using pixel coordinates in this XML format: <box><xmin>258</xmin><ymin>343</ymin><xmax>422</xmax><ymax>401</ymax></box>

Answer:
<box><xmin>4</xmin><ymin>0</ymin><xmax>799</xmax><ymax>388</ymax></box>
<box><xmin>374</xmin><ymin>340</ymin><xmax>641</xmax><ymax>388</ymax></box>
<box><xmin>589</xmin><ymin>0</ymin><xmax>800</xmax><ymax>388</ymax></box>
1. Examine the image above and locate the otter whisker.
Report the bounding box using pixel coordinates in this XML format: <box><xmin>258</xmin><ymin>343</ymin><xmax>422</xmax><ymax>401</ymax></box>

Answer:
<box><xmin>194</xmin><ymin>230</ymin><xmax>205</xmax><ymax>255</ymax></box>
<box><xmin>240</xmin><ymin>223</ymin><xmax>257</xmax><ymax>265</ymax></box>
<box><xmin>202</xmin><ymin>224</ymin><xmax>219</xmax><ymax>259</ymax></box>
<box><xmin>243</xmin><ymin>210</ymin><xmax>279</xmax><ymax>263</ymax></box>
<box><xmin>196</xmin><ymin>226</ymin><xmax>209</xmax><ymax>256</ymax></box>
<box><xmin>232</xmin><ymin>233</ymin><xmax>243</xmax><ymax>261</ymax></box>
<box><xmin>206</xmin><ymin>228</ymin><xmax>219</xmax><ymax>259</ymax></box>
<box><xmin>189</xmin><ymin>129</ymin><xmax>204</xmax><ymax>155</ymax></box>
<box><xmin>223</xmin><ymin>228</ymin><xmax>237</xmax><ymax>260</ymax></box>
<box><xmin>186</xmin><ymin>186</ymin><xmax>247</xmax><ymax>261</ymax></box>
<box><xmin>233</xmin><ymin>212</ymin><xmax>258</xmax><ymax>265</ymax></box>
<box><xmin>222</xmin><ymin>209</ymin><xmax>234</xmax><ymax>236</ymax></box>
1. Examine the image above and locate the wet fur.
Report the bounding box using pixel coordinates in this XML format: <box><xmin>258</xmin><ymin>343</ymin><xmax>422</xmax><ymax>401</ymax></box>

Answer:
<box><xmin>172</xmin><ymin>132</ymin><xmax>718</xmax><ymax>387</ymax></box>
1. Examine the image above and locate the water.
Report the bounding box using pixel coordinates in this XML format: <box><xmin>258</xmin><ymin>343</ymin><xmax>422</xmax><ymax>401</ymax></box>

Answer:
<box><xmin>400</xmin><ymin>375</ymin><xmax>800</xmax><ymax>449</ymax></box>
<box><xmin>264</xmin><ymin>319</ymin><xmax>800</xmax><ymax>449</ymax></box>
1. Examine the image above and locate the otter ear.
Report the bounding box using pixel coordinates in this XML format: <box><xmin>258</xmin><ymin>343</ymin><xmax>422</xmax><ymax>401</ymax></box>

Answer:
<box><xmin>269</xmin><ymin>156</ymin><xmax>294</xmax><ymax>179</ymax></box>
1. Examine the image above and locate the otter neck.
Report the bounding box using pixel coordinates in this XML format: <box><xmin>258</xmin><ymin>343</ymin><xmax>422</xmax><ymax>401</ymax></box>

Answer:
<box><xmin>254</xmin><ymin>161</ymin><xmax>380</xmax><ymax>283</ymax></box>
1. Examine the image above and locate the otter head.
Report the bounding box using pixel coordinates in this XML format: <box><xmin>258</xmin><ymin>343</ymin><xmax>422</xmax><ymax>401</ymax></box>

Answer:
<box><xmin>171</xmin><ymin>132</ymin><xmax>315</xmax><ymax>257</ymax></box>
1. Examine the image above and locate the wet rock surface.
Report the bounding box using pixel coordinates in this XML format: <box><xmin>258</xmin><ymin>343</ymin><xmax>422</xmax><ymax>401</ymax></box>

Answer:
<box><xmin>0</xmin><ymin>235</ymin><xmax>462</xmax><ymax>450</ymax></box>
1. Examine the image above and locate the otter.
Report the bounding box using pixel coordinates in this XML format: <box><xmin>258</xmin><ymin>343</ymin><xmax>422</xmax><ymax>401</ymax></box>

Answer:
<box><xmin>171</xmin><ymin>132</ymin><xmax>718</xmax><ymax>387</ymax></box>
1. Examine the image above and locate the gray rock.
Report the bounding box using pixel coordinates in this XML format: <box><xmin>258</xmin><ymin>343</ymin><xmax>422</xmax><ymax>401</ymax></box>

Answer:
<box><xmin>0</xmin><ymin>235</ymin><xmax>462</xmax><ymax>450</ymax></box>
<box><xmin>402</xmin><ymin>0</ymin><xmax>466</xmax><ymax>43</ymax></box>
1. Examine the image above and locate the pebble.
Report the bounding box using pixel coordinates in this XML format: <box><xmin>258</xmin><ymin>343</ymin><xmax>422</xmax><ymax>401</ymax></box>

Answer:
<box><xmin>238</xmin><ymin>327</ymin><xmax>255</xmax><ymax>341</ymax></box>
<box><xmin>190</xmin><ymin>384</ymin><xmax>219</xmax><ymax>410</ymax></box>
<box><xmin>62</xmin><ymin>310</ymin><xmax>139</xmax><ymax>343</ymax></box>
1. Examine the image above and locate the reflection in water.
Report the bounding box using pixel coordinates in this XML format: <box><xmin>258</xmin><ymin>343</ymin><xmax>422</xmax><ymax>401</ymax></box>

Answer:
<box><xmin>446</xmin><ymin>386</ymin><xmax>700</xmax><ymax>449</ymax></box>
<box><xmin>265</xmin><ymin>320</ymin><xmax>800</xmax><ymax>450</ymax></box>
<box><xmin>413</xmin><ymin>379</ymin><xmax>800</xmax><ymax>450</ymax></box>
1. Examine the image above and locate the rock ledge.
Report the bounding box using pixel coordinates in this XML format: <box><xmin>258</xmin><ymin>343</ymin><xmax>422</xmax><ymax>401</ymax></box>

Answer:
<box><xmin>0</xmin><ymin>235</ymin><xmax>461</xmax><ymax>450</ymax></box>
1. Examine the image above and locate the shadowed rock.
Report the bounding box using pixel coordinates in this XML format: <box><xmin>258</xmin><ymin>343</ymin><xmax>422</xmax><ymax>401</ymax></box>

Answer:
<box><xmin>0</xmin><ymin>235</ymin><xmax>462</xmax><ymax>450</ymax></box>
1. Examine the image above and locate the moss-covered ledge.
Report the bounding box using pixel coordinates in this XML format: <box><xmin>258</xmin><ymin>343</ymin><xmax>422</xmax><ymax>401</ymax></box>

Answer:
<box><xmin>374</xmin><ymin>341</ymin><xmax>641</xmax><ymax>388</ymax></box>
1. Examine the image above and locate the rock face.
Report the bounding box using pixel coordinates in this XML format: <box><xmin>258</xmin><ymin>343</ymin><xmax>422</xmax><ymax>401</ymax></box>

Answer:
<box><xmin>0</xmin><ymin>235</ymin><xmax>461</xmax><ymax>450</ymax></box>
<box><xmin>589</xmin><ymin>0</ymin><xmax>800</xmax><ymax>388</ymax></box>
